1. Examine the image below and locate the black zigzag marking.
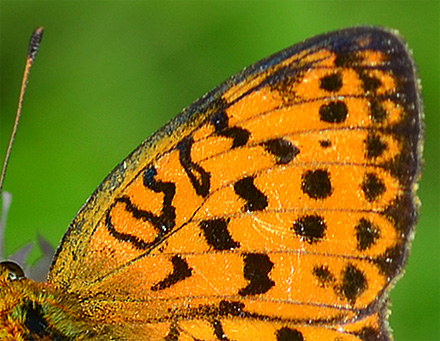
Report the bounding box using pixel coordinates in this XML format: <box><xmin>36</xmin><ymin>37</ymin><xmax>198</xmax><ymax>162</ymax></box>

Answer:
<box><xmin>151</xmin><ymin>255</ymin><xmax>192</xmax><ymax>291</ymax></box>
<box><xmin>105</xmin><ymin>166</ymin><xmax>176</xmax><ymax>250</ymax></box>
<box><xmin>178</xmin><ymin>136</ymin><xmax>211</xmax><ymax>197</ymax></box>
<box><xmin>211</xmin><ymin>110</ymin><xmax>250</xmax><ymax>148</ymax></box>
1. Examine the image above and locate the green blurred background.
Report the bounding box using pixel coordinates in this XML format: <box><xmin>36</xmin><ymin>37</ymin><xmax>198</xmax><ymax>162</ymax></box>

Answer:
<box><xmin>1</xmin><ymin>1</ymin><xmax>438</xmax><ymax>340</ymax></box>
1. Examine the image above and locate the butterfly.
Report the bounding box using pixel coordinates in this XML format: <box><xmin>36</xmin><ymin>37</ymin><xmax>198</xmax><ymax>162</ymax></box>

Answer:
<box><xmin>0</xmin><ymin>26</ymin><xmax>423</xmax><ymax>340</ymax></box>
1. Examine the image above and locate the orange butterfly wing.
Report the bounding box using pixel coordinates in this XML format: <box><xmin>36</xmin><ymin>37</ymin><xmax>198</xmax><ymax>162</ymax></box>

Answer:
<box><xmin>45</xmin><ymin>27</ymin><xmax>422</xmax><ymax>340</ymax></box>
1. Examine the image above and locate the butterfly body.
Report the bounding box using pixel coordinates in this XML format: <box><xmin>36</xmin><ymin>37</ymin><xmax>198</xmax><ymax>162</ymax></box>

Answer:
<box><xmin>0</xmin><ymin>27</ymin><xmax>422</xmax><ymax>340</ymax></box>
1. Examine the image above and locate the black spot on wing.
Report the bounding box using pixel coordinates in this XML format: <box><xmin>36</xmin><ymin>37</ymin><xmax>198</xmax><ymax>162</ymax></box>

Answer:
<box><xmin>361</xmin><ymin>173</ymin><xmax>386</xmax><ymax>202</ymax></box>
<box><xmin>319</xmin><ymin>139</ymin><xmax>332</xmax><ymax>148</ymax></box>
<box><xmin>262</xmin><ymin>138</ymin><xmax>299</xmax><ymax>165</ymax></box>
<box><xmin>220</xmin><ymin>127</ymin><xmax>250</xmax><ymax>148</ymax></box>
<box><xmin>178</xmin><ymin>137</ymin><xmax>211</xmax><ymax>197</ymax></box>
<box><xmin>234</xmin><ymin>176</ymin><xmax>268</xmax><ymax>212</ymax></box>
<box><xmin>313</xmin><ymin>265</ymin><xmax>336</xmax><ymax>287</ymax></box>
<box><xmin>355</xmin><ymin>326</ymin><xmax>383</xmax><ymax>341</ymax></box>
<box><xmin>292</xmin><ymin>214</ymin><xmax>327</xmax><ymax>244</ymax></box>
<box><xmin>359</xmin><ymin>72</ymin><xmax>382</xmax><ymax>93</ymax></box>
<box><xmin>179</xmin><ymin>300</ymin><xmax>246</xmax><ymax>322</ymax></box>
<box><xmin>151</xmin><ymin>255</ymin><xmax>192</xmax><ymax>291</ymax></box>
<box><xmin>238</xmin><ymin>253</ymin><xmax>275</xmax><ymax>296</ymax></box>
<box><xmin>376</xmin><ymin>195</ymin><xmax>417</xmax><ymax>278</ymax></box>
<box><xmin>374</xmin><ymin>245</ymin><xmax>403</xmax><ymax>277</ymax></box>
<box><xmin>319</xmin><ymin>101</ymin><xmax>348</xmax><ymax>123</ymax></box>
<box><xmin>369</xmin><ymin>99</ymin><xmax>387</xmax><ymax>123</ymax></box>
<box><xmin>319</xmin><ymin>73</ymin><xmax>343</xmax><ymax>92</ymax></box>
<box><xmin>276</xmin><ymin>327</ymin><xmax>305</xmax><ymax>341</ymax></box>
<box><xmin>211</xmin><ymin>109</ymin><xmax>229</xmax><ymax>131</ymax></box>
<box><xmin>355</xmin><ymin>218</ymin><xmax>380</xmax><ymax>251</ymax></box>
<box><xmin>200</xmin><ymin>218</ymin><xmax>240</xmax><ymax>251</ymax></box>
<box><xmin>365</xmin><ymin>134</ymin><xmax>387</xmax><ymax>159</ymax></box>
<box><xmin>301</xmin><ymin>169</ymin><xmax>332</xmax><ymax>199</ymax></box>
<box><xmin>338</xmin><ymin>264</ymin><xmax>367</xmax><ymax>304</ymax></box>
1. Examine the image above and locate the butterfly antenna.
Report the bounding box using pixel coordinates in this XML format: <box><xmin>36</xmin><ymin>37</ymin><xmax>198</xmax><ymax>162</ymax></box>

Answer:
<box><xmin>0</xmin><ymin>27</ymin><xmax>44</xmax><ymax>194</ymax></box>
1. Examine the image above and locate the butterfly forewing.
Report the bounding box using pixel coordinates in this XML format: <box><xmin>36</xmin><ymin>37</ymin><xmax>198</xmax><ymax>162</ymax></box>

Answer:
<box><xmin>47</xmin><ymin>27</ymin><xmax>422</xmax><ymax>340</ymax></box>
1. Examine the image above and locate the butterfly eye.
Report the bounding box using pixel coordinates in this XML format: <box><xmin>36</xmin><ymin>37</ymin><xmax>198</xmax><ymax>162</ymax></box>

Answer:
<box><xmin>0</xmin><ymin>261</ymin><xmax>25</xmax><ymax>281</ymax></box>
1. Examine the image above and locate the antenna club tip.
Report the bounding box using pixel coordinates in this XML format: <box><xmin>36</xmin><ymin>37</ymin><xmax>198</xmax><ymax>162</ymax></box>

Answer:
<box><xmin>34</xmin><ymin>26</ymin><xmax>44</xmax><ymax>35</ymax></box>
<box><xmin>28</xmin><ymin>27</ymin><xmax>44</xmax><ymax>60</ymax></box>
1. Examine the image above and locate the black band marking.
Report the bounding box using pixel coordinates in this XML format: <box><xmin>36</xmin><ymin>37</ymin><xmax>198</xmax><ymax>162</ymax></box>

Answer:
<box><xmin>334</xmin><ymin>52</ymin><xmax>363</xmax><ymax>68</ymax></box>
<box><xmin>212</xmin><ymin>320</ymin><xmax>229</xmax><ymax>340</ymax></box>
<box><xmin>264</xmin><ymin>64</ymin><xmax>306</xmax><ymax>102</ymax></box>
<box><xmin>219</xmin><ymin>127</ymin><xmax>250</xmax><ymax>148</ymax></box>
<box><xmin>218</xmin><ymin>300</ymin><xmax>245</xmax><ymax>317</ymax></box>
